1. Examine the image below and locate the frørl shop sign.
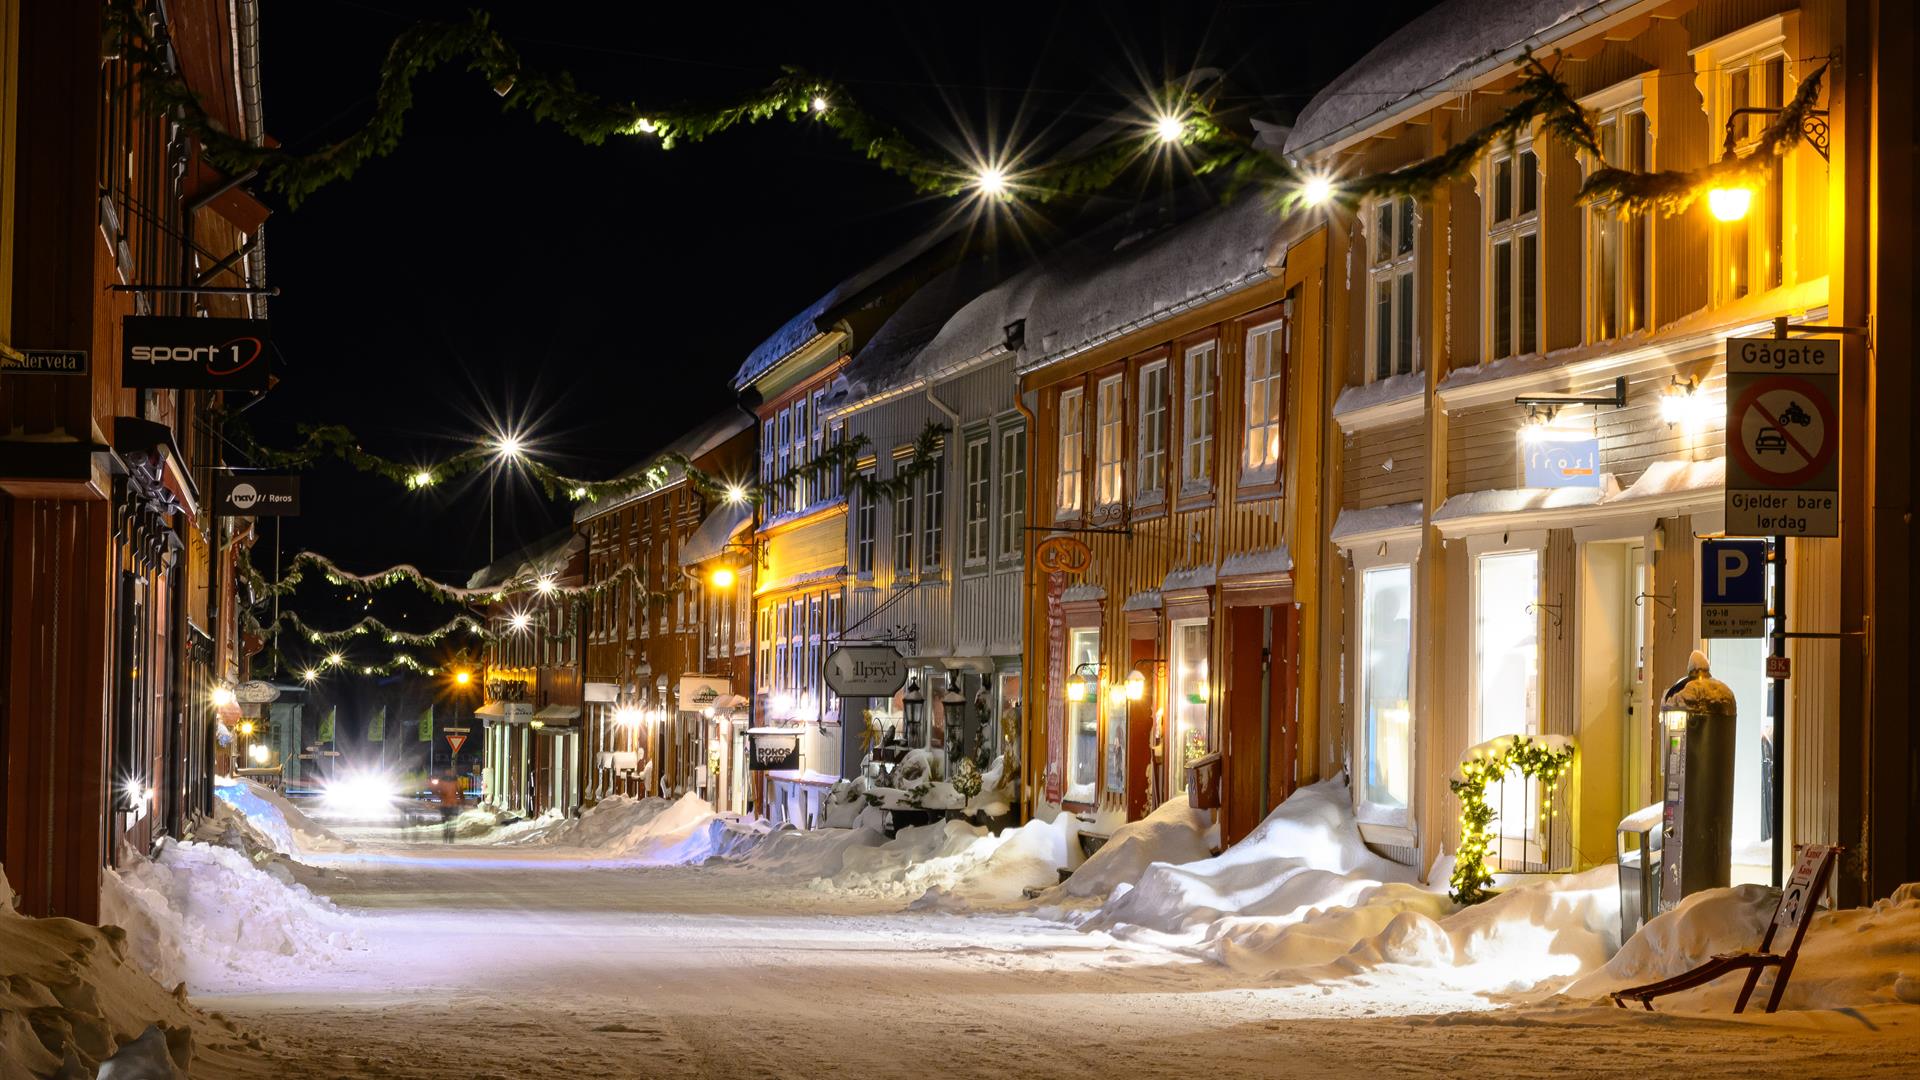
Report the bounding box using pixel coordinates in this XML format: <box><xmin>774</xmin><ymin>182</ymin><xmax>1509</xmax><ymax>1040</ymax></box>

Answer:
<box><xmin>822</xmin><ymin>645</ymin><xmax>908</xmax><ymax>697</ymax></box>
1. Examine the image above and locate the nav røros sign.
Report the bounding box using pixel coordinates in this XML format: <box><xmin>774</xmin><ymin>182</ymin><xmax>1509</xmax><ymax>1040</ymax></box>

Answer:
<box><xmin>123</xmin><ymin>316</ymin><xmax>271</xmax><ymax>390</ymax></box>
<box><xmin>822</xmin><ymin>645</ymin><xmax>909</xmax><ymax>697</ymax></box>
<box><xmin>214</xmin><ymin>472</ymin><xmax>301</xmax><ymax>516</ymax></box>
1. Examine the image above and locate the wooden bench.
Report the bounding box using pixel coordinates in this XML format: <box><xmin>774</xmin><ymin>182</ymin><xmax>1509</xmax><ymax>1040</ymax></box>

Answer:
<box><xmin>1611</xmin><ymin>843</ymin><xmax>1841</xmax><ymax>1014</ymax></box>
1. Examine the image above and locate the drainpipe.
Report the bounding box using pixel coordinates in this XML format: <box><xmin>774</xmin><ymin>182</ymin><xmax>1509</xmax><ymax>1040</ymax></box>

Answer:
<box><xmin>1013</xmin><ymin>389</ymin><xmax>1039</xmax><ymax>822</ymax></box>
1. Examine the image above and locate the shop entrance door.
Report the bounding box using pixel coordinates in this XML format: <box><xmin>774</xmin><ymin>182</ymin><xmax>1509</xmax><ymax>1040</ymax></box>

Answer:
<box><xmin>1223</xmin><ymin>604</ymin><xmax>1297</xmax><ymax>845</ymax></box>
<box><xmin>1126</xmin><ymin>635</ymin><xmax>1157</xmax><ymax>821</ymax></box>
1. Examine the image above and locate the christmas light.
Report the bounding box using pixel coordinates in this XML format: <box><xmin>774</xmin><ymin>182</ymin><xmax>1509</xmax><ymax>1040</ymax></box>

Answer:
<box><xmin>976</xmin><ymin>166</ymin><xmax>1008</xmax><ymax>197</ymax></box>
<box><xmin>509</xmin><ymin>612</ymin><xmax>532</xmax><ymax>632</ymax></box>
<box><xmin>408</xmin><ymin>469</ymin><xmax>436</xmax><ymax>489</ymax></box>
<box><xmin>495</xmin><ymin>434</ymin><xmax>524</xmax><ymax>459</ymax></box>
<box><xmin>810</xmin><ymin>95</ymin><xmax>828</xmax><ymax>113</ymax></box>
<box><xmin>1299</xmin><ymin>173</ymin><xmax>1335</xmax><ymax>206</ymax></box>
<box><xmin>724</xmin><ymin>484</ymin><xmax>747</xmax><ymax>505</ymax></box>
<box><xmin>535</xmin><ymin>575</ymin><xmax>556</xmax><ymax>595</ymax></box>
<box><xmin>238</xmin><ymin>720</ymin><xmax>256</xmax><ymax>736</ymax></box>
<box><xmin>211</xmin><ymin>685</ymin><xmax>236</xmax><ymax>708</ymax></box>
<box><xmin>248</xmin><ymin>743</ymin><xmax>271</xmax><ymax>765</ymax></box>
<box><xmin>1155</xmin><ymin>113</ymin><xmax>1184</xmax><ymax>143</ymax></box>
<box><xmin>326</xmin><ymin>652</ymin><xmax>344</xmax><ymax>667</ymax></box>
<box><xmin>301</xmin><ymin>668</ymin><xmax>319</xmax><ymax>683</ymax></box>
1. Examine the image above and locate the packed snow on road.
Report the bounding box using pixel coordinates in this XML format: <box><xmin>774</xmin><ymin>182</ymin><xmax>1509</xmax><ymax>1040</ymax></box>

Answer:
<box><xmin>5</xmin><ymin>776</ymin><xmax>1919</xmax><ymax>1078</ymax></box>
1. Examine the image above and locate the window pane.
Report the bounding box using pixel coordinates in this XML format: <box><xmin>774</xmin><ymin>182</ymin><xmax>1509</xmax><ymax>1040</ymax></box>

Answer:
<box><xmin>1395</xmin><ymin>272</ymin><xmax>1414</xmax><ymax>376</ymax></box>
<box><xmin>921</xmin><ymin>458</ymin><xmax>944</xmax><ymax>568</ymax></box>
<box><xmin>1170</xmin><ymin>620</ymin><xmax>1210</xmax><ymax>792</ymax></box>
<box><xmin>1096</xmin><ymin>376</ymin><xmax>1123</xmax><ymax>505</ymax></box>
<box><xmin>1361</xmin><ymin>565</ymin><xmax>1413</xmax><ymax>810</ymax></box>
<box><xmin>1475</xmin><ymin>551</ymin><xmax>1539</xmax><ymax>741</ymax></box>
<box><xmin>999</xmin><ymin>427</ymin><xmax>1026</xmax><ymax>559</ymax></box>
<box><xmin>1493</xmin><ymin>157</ymin><xmax>1512</xmax><ymax>223</ymax></box>
<box><xmin>1519</xmin><ymin>232</ymin><xmax>1539</xmax><ymax>354</ymax></box>
<box><xmin>1138</xmin><ymin>363</ymin><xmax>1167</xmax><ymax>497</ymax></box>
<box><xmin>1397</xmin><ymin>197</ymin><xmax>1415</xmax><ymax>256</ymax></box>
<box><xmin>1594</xmin><ymin>206</ymin><xmax>1618</xmax><ymax>341</ymax></box>
<box><xmin>1518</xmin><ymin>149</ymin><xmax>1538</xmax><ymax>215</ymax></box>
<box><xmin>1493</xmin><ymin>239</ymin><xmax>1512</xmax><ymax>359</ymax></box>
<box><xmin>1058</xmin><ymin>389</ymin><xmax>1083</xmax><ymax>513</ymax></box>
<box><xmin>1184</xmin><ymin>345</ymin><xmax>1215</xmax><ymax>485</ymax></box>
<box><xmin>1066</xmin><ymin>628</ymin><xmax>1101</xmax><ymax>804</ymax></box>
<box><xmin>1374</xmin><ymin>282</ymin><xmax>1393</xmax><ymax>382</ymax></box>
<box><xmin>1375</xmin><ymin>201</ymin><xmax>1394</xmax><ymax>263</ymax></box>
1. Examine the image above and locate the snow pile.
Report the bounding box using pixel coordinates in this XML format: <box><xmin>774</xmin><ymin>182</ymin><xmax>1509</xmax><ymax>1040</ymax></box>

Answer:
<box><xmin>1058</xmin><ymin>798</ymin><xmax>1212</xmax><ymax>900</ymax></box>
<box><xmin>734</xmin><ymin>823</ymin><xmax>888</xmax><ymax>878</ymax></box>
<box><xmin>212</xmin><ymin>776</ymin><xmax>351</xmax><ymax>856</ymax></box>
<box><xmin>104</xmin><ymin>839</ymin><xmax>364</xmax><ymax>986</ymax></box>
<box><xmin>1566</xmin><ymin>880</ymin><xmax>1920</xmax><ymax>1011</ymax></box>
<box><xmin>478</xmin><ymin>793</ymin><xmax>746</xmax><ymax>866</ymax></box>
<box><xmin>0</xmin><ymin>865</ymin><xmax>201</xmax><ymax>1077</ymax></box>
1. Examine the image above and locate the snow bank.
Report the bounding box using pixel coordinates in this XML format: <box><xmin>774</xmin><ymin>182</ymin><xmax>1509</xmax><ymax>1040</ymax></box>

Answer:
<box><xmin>1059</xmin><ymin>798</ymin><xmax>1212</xmax><ymax>900</ymax></box>
<box><xmin>1566</xmin><ymin>880</ymin><xmax>1920</xmax><ymax>1011</ymax></box>
<box><xmin>478</xmin><ymin>793</ymin><xmax>747</xmax><ymax>866</ymax></box>
<box><xmin>0</xmin><ymin>865</ymin><xmax>201</xmax><ymax>1077</ymax></box>
<box><xmin>213</xmin><ymin>776</ymin><xmax>351</xmax><ymax>856</ymax></box>
<box><xmin>105</xmin><ymin>839</ymin><xmax>365</xmax><ymax>986</ymax></box>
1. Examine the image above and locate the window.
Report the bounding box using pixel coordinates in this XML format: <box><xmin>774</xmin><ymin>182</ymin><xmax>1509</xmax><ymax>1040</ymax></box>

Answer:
<box><xmin>789</xmin><ymin>597</ymin><xmax>805</xmax><ymax>692</ymax></box>
<box><xmin>1588</xmin><ymin>103</ymin><xmax>1650</xmax><ymax>340</ymax></box>
<box><xmin>826</xmin><ymin>420</ymin><xmax>845</xmax><ymax>500</ymax></box>
<box><xmin>790</xmin><ymin>396</ymin><xmax>810</xmax><ymax>510</ymax></box>
<box><xmin>1366</xmin><ymin>195</ymin><xmax>1418</xmax><ymax>381</ymax></box>
<box><xmin>773</xmin><ymin>602</ymin><xmax>788</xmax><ymax>690</ymax></box>
<box><xmin>920</xmin><ymin>452</ymin><xmax>945</xmax><ymax>570</ymax></box>
<box><xmin>806</xmin><ymin>595</ymin><xmax>822</xmax><ymax>695</ymax></box>
<box><xmin>854</xmin><ymin>465</ymin><xmax>877</xmax><ymax>576</ymax></box>
<box><xmin>892</xmin><ymin>456</ymin><xmax>915</xmax><ymax>576</ymax></box>
<box><xmin>963</xmin><ymin>436</ymin><xmax>990</xmax><ymax>568</ymax></box>
<box><xmin>1719</xmin><ymin>51</ymin><xmax>1789</xmax><ymax>299</ymax></box>
<box><xmin>1474</xmin><ymin>550</ymin><xmax>1540</xmax><ymax>741</ymax></box>
<box><xmin>1181</xmin><ymin>343</ymin><xmax>1215</xmax><ymax>492</ymax></box>
<box><xmin>774</xmin><ymin>408</ymin><xmax>792</xmax><ymax>516</ymax></box>
<box><xmin>1169</xmin><ymin>619</ymin><xmax>1210</xmax><ymax>793</ymax></box>
<box><xmin>998</xmin><ymin>425</ymin><xmax>1026</xmax><ymax>563</ymax></box>
<box><xmin>1094</xmin><ymin>374</ymin><xmax>1124</xmax><ymax>506</ymax></box>
<box><xmin>1057</xmin><ymin>387</ymin><xmax>1084</xmax><ymax>516</ymax></box>
<box><xmin>1136</xmin><ymin>360</ymin><xmax>1168</xmax><ymax>501</ymax></box>
<box><xmin>1486</xmin><ymin>144</ymin><xmax>1541</xmax><ymax>360</ymax></box>
<box><xmin>1242</xmin><ymin>320</ymin><xmax>1286</xmax><ymax>481</ymax></box>
<box><xmin>1359</xmin><ymin>565</ymin><xmax>1413</xmax><ymax>812</ymax></box>
<box><xmin>1065</xmin><ymin>627</ymin><xmax>1100</xmax><ymax>804</ymax></box>
<box><xmin>758</xmin><ymin>605</ymin><xmax>775</xmax><ymax>688</ymax></box>
<box><xmin>760</xmin><ymin>418</ymin><xmax>776</xmax><ymax>510</ymax></box>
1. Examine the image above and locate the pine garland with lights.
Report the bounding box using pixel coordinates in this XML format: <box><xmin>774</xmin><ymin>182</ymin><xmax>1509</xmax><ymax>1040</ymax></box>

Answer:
<box><xmin>1447</xmin><ymin>736</ymin><xmax>1577</xmax><ymax>905</ymax></box>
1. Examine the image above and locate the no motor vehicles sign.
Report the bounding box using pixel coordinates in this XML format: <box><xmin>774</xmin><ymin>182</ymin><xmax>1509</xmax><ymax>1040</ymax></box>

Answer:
<box><xmin>1725</xmin><ymin>337</ymin><xmax>1839</xmax><ymax>537</ymax></box>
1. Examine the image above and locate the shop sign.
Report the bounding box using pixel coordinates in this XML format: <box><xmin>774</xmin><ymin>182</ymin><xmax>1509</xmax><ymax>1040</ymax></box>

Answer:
<box><xmin>1044</xmin><ymin>570</ymin><xmax>1067</xmax><ymax>806</ymax></box>
<box><xmin>1</xmin><ymin>348</ymin><xmax>87</xmax><ymax>375</ymax></box>
<box><xmin>234</xmin><ymin>679</ymin><xmax>280</xmax><ymax>704</ymax></box>
<box><xmin>748</xmin><ymin>733</ymin><xmax>800</xmax><ymax>771</ymax></box>
<box><xmin>1725</xmin><ymin>337</ymin><xmax>1839</xmax><ymax>537</ymax></box>
<box><xmin>678</xmin><ymin>674</ymin><xmax>731</xmax><ymax>712</ymax></box>
<box><xmin>1766</xmin><ymin>655</ymin><xmax>1792</xmax><ymax>680</ymax></box>
<box><xmin>214</xmin><ymin>472</ymin><xmax>300</xmax><ymax>516</ymax></box>
<box><xmin>1700</xmin><ymin>539</ymin><xmax>1767</xmax><ymax>638</ymax></box>
<box><xmin>1522</xmin><ymin>435</ymin><xmax>1602</xmax><ymax>489</ymax></box>
<box><xmin>822</xmin><ymin>645</ymin><xmax>908</xmax><ymax>697</ymax></box>
<box><xmin>123</xmin><ymin>316</ymin><xmax>271</xmax><ymax>390</ymax></box>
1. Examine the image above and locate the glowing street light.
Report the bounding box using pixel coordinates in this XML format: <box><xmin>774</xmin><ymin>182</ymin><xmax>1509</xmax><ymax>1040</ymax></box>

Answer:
<box><xmin>810</xmin><ymin>95</ymin><xmax>829</xmax><ymax>114</ymax></box>
<box><xmin>709</xmin><ymin>565</ymin><xmax>736</xmax><ymax>589</ymax></box>
<box><xmin>237</xmin><ymin>719</ymin><xmax>256</xmax><ymax>737</ymax></box>
<box><xmin>1154</xmin><ymin>113</ymin><xmax>1185</xmax><ymax>143</ymax></box>
<box><xmin>1707</xmin><ymin>185</ymin><xmax>1753</xmax><ymax>222</ymax></box>
<box><xmin>723</xmin><ymin>483</ymin><xmax>747</xmax><ymax>505</ymax></box>
<box><xmin>454</xmin><ymin>668</ymin><xmax>473</xmax><ymax>686</ymax></box>
<box><xmin>210</xmin><ymin>685</ymin><xmax>236</xmax><ymax>708</ymax></box>
<box><xmin>301</xmin><ymin>668</ymin><xmax>319</xmax><ymax>683</ymax></box>
<box><xmin>495</xmin><ymin>433</ymin><xmax>525</xmax><ymax>459</ymax></box>
<box><xmin>976</xmin><ymin>166</ymin><xmax>1008</xmax><ymax>197</ymax></box>
<box><xmin>1299</xmin><ymin>172</ymin><xmax>1335</xmax><ymax>207</ymax></box>
<box><xmin>535</xmin><ymin>575</ymin><xmax>557</xmax><ymax>595</ymax></box>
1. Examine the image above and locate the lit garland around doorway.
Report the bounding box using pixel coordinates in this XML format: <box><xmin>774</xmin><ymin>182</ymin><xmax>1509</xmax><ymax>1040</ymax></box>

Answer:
<box><xmin>1448</xmin><ymin>735</ymin><xmax>1577</xmax><ymax>905</ymax></box>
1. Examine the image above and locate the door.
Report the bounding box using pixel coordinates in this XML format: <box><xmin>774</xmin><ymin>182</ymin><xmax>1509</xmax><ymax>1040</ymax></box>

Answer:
<box><xmin>1126</xmin><ymin>635</ymin><xmax>1157</xmax><ymax>821</ymax></box>
<box><xmin>1224</xmin><ymin>603</ymin><xmax>1298</xmax><ymax>845</ymax></box>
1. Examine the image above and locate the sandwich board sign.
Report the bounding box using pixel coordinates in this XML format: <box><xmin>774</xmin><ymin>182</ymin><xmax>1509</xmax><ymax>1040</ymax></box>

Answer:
<box><xmin>1700</xmin><ymin>539</ymin><xmax>1767</xmax><ymax>638</ymax></box>
<box><xmin>1725</xmin><ymin>337</ymin><xmax>1839</xmax><ymax>537</ymax></box>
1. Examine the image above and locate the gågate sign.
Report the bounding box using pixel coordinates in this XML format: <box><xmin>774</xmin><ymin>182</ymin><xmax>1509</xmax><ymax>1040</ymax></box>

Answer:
<box><xmin>1725</xmin><ymin>337</ymin><xmax>1839</xmax><ymax>537</ymax></box>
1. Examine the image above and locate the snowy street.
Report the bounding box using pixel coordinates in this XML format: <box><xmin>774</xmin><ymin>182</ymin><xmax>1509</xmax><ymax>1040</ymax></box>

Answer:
<box><xmin>176</xmin><ymin>818</ymin><xmax>1920</xmax><ymax>1080</ymax></box>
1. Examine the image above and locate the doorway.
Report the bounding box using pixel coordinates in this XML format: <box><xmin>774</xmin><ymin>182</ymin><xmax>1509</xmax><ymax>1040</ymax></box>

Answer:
<box><xmin>1223</xmin><ymin>603</ymin><xmax>1297</xmax><ymax>845</ymax></box>
<box><xmin>1577</xmin><ymin>539</ymin><xmax>1648</xmax><ymax>864</ymax></box>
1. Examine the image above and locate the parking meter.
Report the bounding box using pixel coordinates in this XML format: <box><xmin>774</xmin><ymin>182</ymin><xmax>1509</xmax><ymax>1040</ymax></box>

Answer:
<box><xmin>1659</xmin><ymin>650</ymin><xmax>1737</xmax><ymax>910</ymax></box>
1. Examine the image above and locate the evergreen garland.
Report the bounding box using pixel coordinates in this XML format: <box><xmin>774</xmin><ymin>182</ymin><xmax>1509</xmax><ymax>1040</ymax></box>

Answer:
<box><xmin>1447</xmin><ymin>736</ymin><xmax>1577</xmax><ymax>905</ymax></box>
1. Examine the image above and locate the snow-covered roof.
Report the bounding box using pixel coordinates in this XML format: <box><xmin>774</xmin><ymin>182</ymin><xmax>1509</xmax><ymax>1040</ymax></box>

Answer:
<box><xmin>839</xmin><ymin>255</ymin><xmax>1019</xmax><ymax>401</ymax></box>
<box><xmin>732</xmin><ymin>229</ymin><xmax>954</xmax><ymax>390</ymax></box>
<box><xmin>1285</xmin><ymin>0</ymin><xmax>1633</xmax><ymax>155</ymax></box>
<box><xmin>467</xmin><ymin>529</ymin><xmax>585</xmax><ymax>590</ymax></box>
<box><xmin>1020</xmin><ymin>190</ymin><xmax>1292</xmax><ymax>374</ymax></box>
<box><xmin>1219</xmin><ymin>545</ymin><xmax>1291</xmax><ymax>580</ymax></box>
<box><xmin>574</xmin><ymin>410</ymin><xmax>751</xmax><ymax>524</ymax></box>
<box><xmin>1330</xmin><ymin>501</ymin><xmax>1425</xmax><ymax>546</ymax></box>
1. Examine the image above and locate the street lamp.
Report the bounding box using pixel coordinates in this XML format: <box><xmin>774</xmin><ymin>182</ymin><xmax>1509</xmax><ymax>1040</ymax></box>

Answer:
<box><xmin>941</xmin><ymin>675</ymin><xmax>967</xmax><ymax>763</ymax></box>
<box><xmin>901</xmin><ymin>676</ymin><xmax>926</xmax><ymax>747</ymax></box>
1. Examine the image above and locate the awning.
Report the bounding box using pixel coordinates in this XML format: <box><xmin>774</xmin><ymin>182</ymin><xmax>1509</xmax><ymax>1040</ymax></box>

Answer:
<box><xmin>678</xmin><ymin>500</ymin><xmax>753</xmax><ymax>567</ymax></box>
<box><xmin>532</xmin><ymin>704</ymin><xmax>581</xmax><ymax>726</ymax></box>
<box><xmin>475</xmin><ymin>701</ymin><xmax>533</xmax><ymax>722</ymax></box>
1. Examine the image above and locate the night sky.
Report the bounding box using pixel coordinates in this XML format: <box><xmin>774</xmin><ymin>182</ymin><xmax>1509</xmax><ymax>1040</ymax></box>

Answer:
<box><xmin>245</xmin><ymin>0</ymin><xmax>1436</xmax><ymax>664</ymax></box>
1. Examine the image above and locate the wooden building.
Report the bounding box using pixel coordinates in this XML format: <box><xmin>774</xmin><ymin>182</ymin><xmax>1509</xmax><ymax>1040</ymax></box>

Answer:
<box><xmin>471</xmin><ymin>531</ymin><xmax>585</xmax><ymax>817</ymax></box>
<box><xmin>576</xmin><ymin>412</ymin><xmax>755</xmax><ymax>812</ymax></box>
<box><xmin>1290</xmin><ymin>0</ymin><xmax>1919</xmax><ymax>899</ymax></box>
<box><xmin>1017</xmin><ymin>191</ymin><xmax>1328</xmax><ymax>844</ymax></box>
<box><xmin>0</xmin><ymin>0</ymin><xmax>267</xmax><ymax>920</ymax></box>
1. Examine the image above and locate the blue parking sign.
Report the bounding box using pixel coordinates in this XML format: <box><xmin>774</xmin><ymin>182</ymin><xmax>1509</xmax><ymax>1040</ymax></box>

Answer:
<box><xmin>1701</xmin><ymin>539</ymin><xmax>1768</xmax><ymax>637</ymax></box>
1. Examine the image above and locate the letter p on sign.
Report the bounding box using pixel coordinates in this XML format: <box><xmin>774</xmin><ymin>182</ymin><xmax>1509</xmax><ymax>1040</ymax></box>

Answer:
<box><xmin>1718</xmin><ymin>547</ymin><xmax>1749</xmax><ymax>595</ymax></box>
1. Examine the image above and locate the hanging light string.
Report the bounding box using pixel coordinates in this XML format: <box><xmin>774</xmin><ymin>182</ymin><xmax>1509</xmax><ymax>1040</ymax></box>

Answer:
<box><xmin>1448</xmin><ymin>736</ymin><xmax>1577</xmax><ymax>905</ymax></box>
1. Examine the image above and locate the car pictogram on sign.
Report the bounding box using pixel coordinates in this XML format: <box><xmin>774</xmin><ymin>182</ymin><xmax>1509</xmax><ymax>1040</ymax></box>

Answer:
<box><xmin>1754</xmin><ymin>427</ymin><xmax>1789</xmax><ymax>454</ymax></box>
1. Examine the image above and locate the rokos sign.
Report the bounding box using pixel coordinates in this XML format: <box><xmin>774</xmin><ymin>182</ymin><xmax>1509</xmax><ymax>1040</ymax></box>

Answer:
<box><xmin>123</xmin><ymin>316</ymin><xmax>271</xmax><ymax>390</ymax></box>
<box><xmin>822</xmin><ymin>645</ymin><xmax>909</xmax><ymax>697</ymax></box>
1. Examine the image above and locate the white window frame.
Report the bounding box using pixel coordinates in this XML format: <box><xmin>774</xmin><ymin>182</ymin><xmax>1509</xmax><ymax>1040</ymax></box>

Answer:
<box><xmin>1241</xmin><ymin>319</ymin><xmax>1286</xmax><ymax>483</ymax></box>
<box><xmin>962</xmin><ymin>434</ymin><xmax>991</xmax><ymax>569</ymax></box>
<box><xmin>1136</xmin><ymin>359</ymin><xmax>1168</xmax><ymax>504</ymax></box>
<box><xmin>1468</xmin><ymin>539</ymin><xmax>1544</xmax><ymax>745</ymax></box>
<box><xmin>1180</xmin><ymin>342</ymin><xmax>1215</xmax><ymax>495</ymax></box>
<box><xmin>1168</xmin><ymin>617</ymin><xmax>1211</xmax><ymax>795</ymax></box>
<box><xmin>1094</xmin><ymin>374</ymin><xmax>1124</xmax><ymax>508</ymax></box>
<box><xmin>1064</xmin><ymin>625</ymin><xmax>1101</xmax><ymax>805</ymax></box>
<box><xmin>1352</xmin><ymin>545</ymin><xmax>1417</xmax><ymax>833</ymax></box>
<box><xmin>1365</xmin><ymin>194</ymin><xmax>1418</xmax><ymax>382</ymax></box>
<box><xmin>853</xmin><ymin>463</ymin><xmax>877</xmax><ymax>578</ymax></box>
<box><xmin>919</xmin><ymin>447</ymin><xmax>945</xmax><ymax>572</ymax></box>
<box><xmin>891</xmin><ymin>451</ymin><xmax>915</xmax><ymax>578</ymax></box>
<box><xmin>1484</xmin><ymin>140</ymin><xmax>1542</xmax><ymax>361</ymax></box>
<box><xmin>1700</xmin><ymin>23</ymin><xmax>1793</xmax><ymax>303</ymax></box>
<box><xmin>774</xmin><ymin>408</ymin><xmax>792</xmax><ymax>517</ymax></box>
<box><xmin>1582</xmin><ymin>81</ymin><xmax>1652</xmax><ymax>343</ymax></box>
<box><xmin>1057</xmin><ymin>387</ymin><xmax>1084</xmax><ymax>518</ymax></box>
<box><xmin>998</xmin><ymin>424</ymin><xmax>1026</xmax><ymax>564</ymax></box>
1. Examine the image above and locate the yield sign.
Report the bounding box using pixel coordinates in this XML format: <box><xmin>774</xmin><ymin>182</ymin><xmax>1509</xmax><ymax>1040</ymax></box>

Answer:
<box><xmin>445</xmin><ymin>732</ymin><xmax>468</xmax><ymax>756</ymax></box>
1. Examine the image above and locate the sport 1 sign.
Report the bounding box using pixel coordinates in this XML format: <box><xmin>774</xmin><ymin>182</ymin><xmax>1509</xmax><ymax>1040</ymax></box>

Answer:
<box><xmin>123</xmin><ymin>316</ymin><xmax>271</xmax><ymax>390</ymax></box>
<box><xmin>1700</xmin><ymin>538</ymin><xmax>1767</xmax><ymax>638</ymax></box>
<box><xmin>822</xmin><ymin>645</ymin><xmax>908</xmax><ymax>697</ymax></box>
<box><xmin>1725</xmin><ymin>337</ymin><xmax>1839</xmax><ymax>537</ymax></box>
<box><xmin>213</xmin><ymin>472</ymin><xmax>301</xmax><ymax>516</ymax></box>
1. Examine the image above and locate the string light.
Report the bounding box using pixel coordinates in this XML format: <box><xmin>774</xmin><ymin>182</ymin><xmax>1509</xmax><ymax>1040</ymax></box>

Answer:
<box><xmin>724</xmin><ymin>484</ymin><xmax>747</xmax><ymax>505</ymax></box>
<box><xmin>1154</xmin><ymin>113</ymin><xmax>1184</xmax><ymax>143</ymax></box>
<box><xmin>1447</xmin><ymin>735</ymin><xmax>1576</xmax><ymax>904</ymax></box>
<box><xmin>326</xmin><ymin>652</ymin><xmax>344</xmax><ymax>667</ymax></box>
<box><xmin>509</xmin><ymin>612</ymin><xmax>532</xmax><ymax>632</ymax></box>
<box><xmin>408</xmin><ymin>469</ymin><xmax>436</xmax><ymax>489</ymax></box>
<box><xmin>975</xmin><ymin>166</ymin><xmax>1008</xmax><ymax>197</ymax></box>
<box><xmin>301</xmin><ymin>668</ymin><xmax>319</xmax><ymax>683</ymax></box>
<box><xmin>810</xmin><ymin>95</ymin><xmax>828</xmax><ymax>113</ymax></box>
<box><xmin>535</xmin><ymin>575</ymin><xmax>556</xmax><ymax>595</ymax></box>
<box><xmin>495</xmin><ymin>434</ymin><xmax>524</xmax><ymax>459</ymax></box>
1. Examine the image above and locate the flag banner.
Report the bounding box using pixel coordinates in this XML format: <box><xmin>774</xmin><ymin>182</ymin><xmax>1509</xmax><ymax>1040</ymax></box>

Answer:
<box><xmin>419</xmin><ymin>704</ymin><xmax>434</xmax><ymax>742</ymax></box>
<box><xmin>368</xmin><ymin>706</ymin><xmax>386</xmax><ymax>742</ymax></box>
<box><xmin>318</xmin><ymin>706</ymin><xmax>335</xmax><ymax>743</ymax></box>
